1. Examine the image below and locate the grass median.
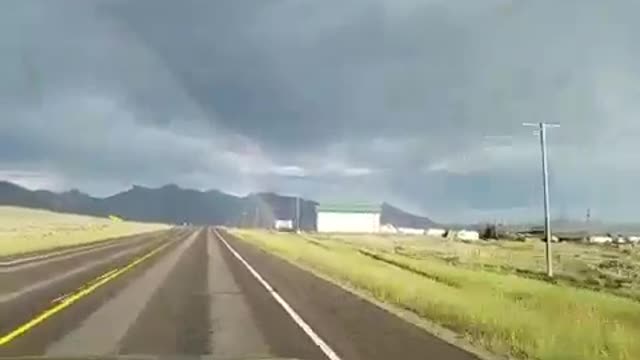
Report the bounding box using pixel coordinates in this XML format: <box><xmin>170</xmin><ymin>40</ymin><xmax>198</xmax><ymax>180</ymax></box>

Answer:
<box><xmin>0</xmin><ymin>206</ymin><xmax>170</xmax><ymax>257</ymax></box>
<box><xmin>230</xmin><ymin>229</ymin><xmax>640</xmax><ymax>360</ymax></box>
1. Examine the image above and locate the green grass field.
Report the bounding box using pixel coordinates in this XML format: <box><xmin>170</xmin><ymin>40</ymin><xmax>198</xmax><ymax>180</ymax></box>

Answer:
<box><xmin>230</xmin><ymin>229</ymin><xmax>640</xmax><ymax>360</ymax></box>
<box><xmin>316</xmin><ymin>233</ymin><xmax>640</xmax><ymax>301</ymax></box>
<box><xmin>0</xmin><ymin>206</ymin><xmax>170</xmax><ymax>257</ymax></box>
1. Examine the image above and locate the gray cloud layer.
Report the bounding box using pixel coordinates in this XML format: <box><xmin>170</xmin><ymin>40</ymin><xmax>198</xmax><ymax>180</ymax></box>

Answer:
<box><xmin>2</xmin><ymin>0</ymin><xmax>640</xmax><ymax>222</ymax></box>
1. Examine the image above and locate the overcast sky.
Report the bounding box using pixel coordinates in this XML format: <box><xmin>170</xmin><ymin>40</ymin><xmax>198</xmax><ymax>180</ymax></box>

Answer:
<box><xmin>2</xmin><ymin>0</ymin><xmax>640</xmax><ymax>223</ymax></box>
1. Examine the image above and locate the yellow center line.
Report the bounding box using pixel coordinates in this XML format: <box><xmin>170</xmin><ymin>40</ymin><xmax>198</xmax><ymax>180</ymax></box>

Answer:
<box><xmin>50</xmin><ymin>268</ymin><xmax>121</xmax><ymax>305</ymax></box>
<box><xmin>0</xmin><ymin>241</ymin><xmax>173</xmax><ymax>346</ymax></box>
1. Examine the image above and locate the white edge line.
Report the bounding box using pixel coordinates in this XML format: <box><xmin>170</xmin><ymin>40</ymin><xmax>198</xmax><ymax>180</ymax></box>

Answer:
<box><xmin>213</xmin><ymin>228</ymin><xmax>342</xmax><ymax>360</ymax></box>
<box><xmin>0</xmin><ymin>230</ymin><xmax>167</xmax><ymax>267</ymax></box>
<box><xmin>0</xmin><ymin>243</ymin><xmax>115</xmax><ymax>267</ymax></box>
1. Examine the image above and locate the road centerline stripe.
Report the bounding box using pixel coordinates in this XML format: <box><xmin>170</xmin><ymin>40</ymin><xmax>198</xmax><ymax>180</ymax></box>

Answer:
<box><xmin>50</xmin><ymin>269</ymin><xmax>121</xmax><ymax>305</ymax></box>
<box><xmin>214</xmin><ymin>228</ymin><xmax>342</xmax><ymax>360</ymax></box>
<box><xmin>0</xmin><ymin>240</ymin><xmax>173</xmax><ymax>346</ymax></box>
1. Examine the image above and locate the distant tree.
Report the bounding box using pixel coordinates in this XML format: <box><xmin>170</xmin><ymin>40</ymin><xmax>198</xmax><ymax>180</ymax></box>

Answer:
<box><xmin>481</xmin><ymin>224</ymin><xmax>498</xmax><ymax>240</ymax></box>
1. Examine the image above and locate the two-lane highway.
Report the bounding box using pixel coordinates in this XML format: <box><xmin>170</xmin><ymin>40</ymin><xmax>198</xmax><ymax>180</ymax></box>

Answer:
<box><xmin>0</xmin><ymin>227</ymin><xmax>480</xmax><ymax>360</ymax></box>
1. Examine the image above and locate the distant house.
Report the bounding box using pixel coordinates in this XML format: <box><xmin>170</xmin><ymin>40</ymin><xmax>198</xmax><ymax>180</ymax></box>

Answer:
<box><xmin>555</xmin><ymin>231</ymin><xmax>588</xmax><ymax>242</ymax></box>
<box><xmin>627</xmin><ymin>236</ymin><xmax>640</xmax><ymax>243</ymax></box>
<box><xmin>426</xmin><ymin>228</ymin><xmax>447</xmax><ymax>237</ymax></box>
<box><xmin>274</xmin><ymin>219</ymin><xmax>294</xmax><ymax>232</ymax></box>
<box><xmin>589</xmin><ymin>236</ymin><xmax>613</xmax><ymax>244</ymax></box>
<box><xmin>398</xmin><ymin>227</ymin><xmax>425</xmax><ymax>235</ymax></box>
<box><xmin>614</xmin><ymin>235</ymin><xmax>627</xmax><ymax>244</ymax></box>
<box><xmin>316</xmin><ymin>203</ymin><xmax>381</xmax><ymax>233</ymax></box>
<box><xmin>455</xmin><ymin>230</ymin><xmax>480</xmax><ymax>242</ymax></box>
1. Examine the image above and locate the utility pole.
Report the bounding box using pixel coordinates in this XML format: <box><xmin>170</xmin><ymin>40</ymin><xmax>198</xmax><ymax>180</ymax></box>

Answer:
<box><xmin>295</xmin><ymin>196</ymin><xmax>301</xmax><ymax>233</ymax></box>
<box><xmin>254</xmin><ymin>204</ymin><xmax>259</xmax><ymax>228</ymax></box>
<box><xmin>523</xmin><ymin>122</ymin><xmax>559</xmax><ymax>278</ymax></box>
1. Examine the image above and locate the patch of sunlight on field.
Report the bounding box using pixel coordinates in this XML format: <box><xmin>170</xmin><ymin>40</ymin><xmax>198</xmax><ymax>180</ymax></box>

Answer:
<box><xmin>0</xmin><ymin>206</ymin><xmax>169</xmax><ymax>257</ymax></box>
<box><xmin>230</xmin><ymin>229</ymin><xmax>640</xmax><ymax>360</ymax></box>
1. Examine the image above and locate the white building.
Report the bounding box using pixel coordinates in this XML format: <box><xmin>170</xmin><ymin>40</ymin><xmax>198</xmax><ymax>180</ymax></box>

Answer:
<box><xmin>455</xmin><ymin>230</ymin><xmax>480</xmax><ymax>242</ymax></box>
<box><xmin>316</xmin><ymin>203</ymin><xmax>381</xmax><ymax>233</ymax></box>
<box><xmin>588</xmin><ymin>236</ymin><xmax>613</xmax><ymax>244</ymax></box>
<box><xmin>426</xmin><ymin>228</ymin><xmax>447</xmax><ymax>237</ymax></box>
<box><xmin>627</xmin><ymin>236</ymin><xmax>640</xmax><ymax>243</ymax></box>
<box><xmin>398</xmin><ymin>227</ymin><xmax>425</xmax><ymax>235</ymax></box>
<box><xmin>274</xmin><ymin>219</ymin><xmax>294</xmax><ymax>231</ymax></box>
<box><xmin>614</xmin><ymin>236</ymin><xmax>627</xmax><ymax>244</ymax></box>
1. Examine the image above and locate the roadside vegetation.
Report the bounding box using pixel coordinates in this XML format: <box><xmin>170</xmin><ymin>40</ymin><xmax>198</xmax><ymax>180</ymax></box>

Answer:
<box><xmin>230</xmin><ymin>229</ymin><xmax>640</xmax><ymax>360</ymax></box>
<box><xmin>0</xmin><ymin>206</ymin><xmax>169</xmax><ymax>257</ymax></box>
<box><xmin>320</xmin><ymin>233</ymin><xmax>640</xmax><ymax>301</ymax></box>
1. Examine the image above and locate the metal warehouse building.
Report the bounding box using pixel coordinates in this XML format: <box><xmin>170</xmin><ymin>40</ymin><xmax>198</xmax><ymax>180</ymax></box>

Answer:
<box><xmin>316</xmin><ymin>203</ymin><xmax>381</xmax><ymax>233</ymax></box>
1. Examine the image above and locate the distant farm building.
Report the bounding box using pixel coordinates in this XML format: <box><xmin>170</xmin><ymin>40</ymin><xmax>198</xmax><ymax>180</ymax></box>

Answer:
<box><xmin>627</xmin><ymin>236</ymin><xmax>640</xmax><ymax>243</ymax></box>
<box><xmin>588</xmin><ymin>236</ymin><xmax>613</xmax><ymax>244</ymax></box>
<box><xmin>426</xmin><ymin>228</ymin><xmax>447</xmax><ymax>237</ymax></box>
<box><xmin>274</xmin><ymin>219</ymin><xmax>294</xmax><ymax>232</ymax></box>
<box><xmin>455</xmin><ymin>230</ymin><xmax>480</xmax><ymax>242</ymax></box>
<box><xmin>614</xmin><ymin>235</ymin><xmax>627</xmax><ymax>244</ymax></box>
<box><xmin>316</xmin><ymin>203</ymin><xmax>381</xmax><ymax>233</ymax></box>
<box><xmin>398</xmin><ymin>227</ymin><xmax>425</xmax><ymax>235</ymax></box>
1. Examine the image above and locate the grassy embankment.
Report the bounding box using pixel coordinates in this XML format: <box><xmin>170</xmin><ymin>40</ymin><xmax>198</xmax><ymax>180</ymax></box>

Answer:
<box><xmin>230</xmin><ymin>229</ymin><xmax>640</xmax><ymax>360</ymax></box>
<box><xmin>0</xmin><ymin>206</ymin><xmax>169</xmax><ymax>257</ymax></box>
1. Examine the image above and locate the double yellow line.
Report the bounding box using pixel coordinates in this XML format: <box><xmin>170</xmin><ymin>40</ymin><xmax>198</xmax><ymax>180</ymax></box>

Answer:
<box><xmin>0</xmin><ymin>241</ymin><xmax>172</xmax><ymax>346</ymax></box>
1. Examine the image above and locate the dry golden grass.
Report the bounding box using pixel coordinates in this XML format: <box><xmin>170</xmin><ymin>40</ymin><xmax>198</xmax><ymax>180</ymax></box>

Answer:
<box><xmin>320</xmin><ymin>233</ymin><xmax>640</xmax><ymax>301</ymax></box>
<box><xmin>0</xmin><ymin>206</ymin><xmax>169</xmax><ymax>257</ymax></box>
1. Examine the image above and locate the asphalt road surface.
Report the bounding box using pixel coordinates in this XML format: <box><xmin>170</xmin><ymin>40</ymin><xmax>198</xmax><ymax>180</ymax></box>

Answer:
<box><xmin>0</xmin><ymin>227</ymin><xmax>480</xmax><ymax>360</ymax></box>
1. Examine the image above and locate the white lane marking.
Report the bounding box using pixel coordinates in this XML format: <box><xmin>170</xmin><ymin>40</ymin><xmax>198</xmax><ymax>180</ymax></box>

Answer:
<box><xmin>0</xmin><ymin>230</ymin><xmax>167</xmax><ymax>269</ymax></box>
<box><xmin>214</xmin><ymin>228</ymin><xmax>342</xmax><ymax>360</ymax></box>
<box><xmin>0</xmin><ymin>242</ymin><xmax>124</xmax><ymax>268</ymax></box>
<box><xmin>45</xmin><ymin>229</ymin><xmax>200</xmax><ymax>356</ymax></box>
<box><xmin>0</xmin><ymin>241</ymin><xmax>159</xmax><ymax>303</ymax></box>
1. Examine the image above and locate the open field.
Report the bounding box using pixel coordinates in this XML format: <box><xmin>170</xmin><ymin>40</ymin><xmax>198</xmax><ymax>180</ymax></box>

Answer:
<box><xmin>316</xmin><ymin>233</ymin><xmax>640</xmax><ymax>301</ymax></box>
<box><xmin>230</xmin><ymin>229</ymin><xmax>640</xmax><ymax>360</ymax></box>
<box><xmin>0</xmin><ymin>206</ymin><xmax>169</xmax><ymax>257</ymax></box>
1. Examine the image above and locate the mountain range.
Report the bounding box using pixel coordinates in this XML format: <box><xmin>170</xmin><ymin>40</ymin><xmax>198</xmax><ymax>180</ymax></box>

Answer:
<box><xmin>0</xmin><ymin>181</ymin><xmax>436</xmax><ymax>230</ymax></box>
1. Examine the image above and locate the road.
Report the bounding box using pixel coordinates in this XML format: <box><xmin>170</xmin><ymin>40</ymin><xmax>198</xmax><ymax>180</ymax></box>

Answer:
<box><xmin>0</xmin><ymin>227</ymin><xmax>479</xmax><ymax>360</ymax></box>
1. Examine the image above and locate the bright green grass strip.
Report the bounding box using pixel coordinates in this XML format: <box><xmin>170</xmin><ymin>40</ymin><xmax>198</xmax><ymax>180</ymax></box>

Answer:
<box><xmin>231</xmin><ymin>229</ymin><xmax>640</xmax><ymax>360</ymax></box>
<box><xmin>0</xmin><ymin>206</ymin><xmax>169</xmax><ymax>256</ymax></box>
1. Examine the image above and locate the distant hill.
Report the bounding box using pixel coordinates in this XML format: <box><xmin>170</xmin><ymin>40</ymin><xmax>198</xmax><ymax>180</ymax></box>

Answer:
<box><xmin>100</xmin><ymin>184</ymin><xmax>246</xmax><ymax>225</ymax></box>
<box><xmin>0</xmin><ymin>181</ymin><xmax>436</xmax><ymax>229</ymax></box>
<box><xmin>381</xmin><ymin>203</ymin><xmax>436</xmax><ymax>228</ymax></box>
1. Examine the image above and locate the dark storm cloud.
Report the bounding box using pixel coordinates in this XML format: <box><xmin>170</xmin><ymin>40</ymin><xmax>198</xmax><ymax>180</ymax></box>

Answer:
<box><xmin>2</xmin><ymin>0</ymin><xmax>640</xmax><ymax>221</ymax></box>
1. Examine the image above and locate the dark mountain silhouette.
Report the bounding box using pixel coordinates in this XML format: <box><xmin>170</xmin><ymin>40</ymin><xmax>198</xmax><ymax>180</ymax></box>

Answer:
<box><xmin>381</xmin><ymin>203</ymin><xmax>437</xmax><ymax>228</ymax></box>
<box><xmin>100</xmin><ymin>184</ymin><xmax>246</xmax><ymax>225</ymax></box>
<box><xmin>0</xmin><ymin>181</ymin><xmax>436</xmax><ymax>229</ymax></box>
